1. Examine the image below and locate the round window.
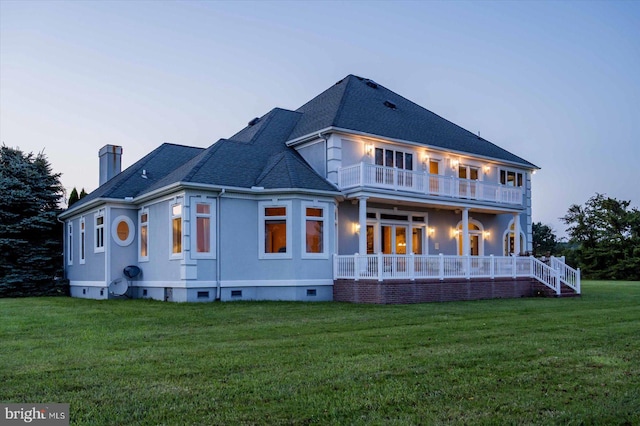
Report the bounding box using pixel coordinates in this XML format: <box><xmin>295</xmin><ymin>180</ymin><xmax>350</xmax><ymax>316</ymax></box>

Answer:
<box><xmin>112</xmin><ymin>215</ymin><xmax>135</xmax><ymax>247</ymax></box>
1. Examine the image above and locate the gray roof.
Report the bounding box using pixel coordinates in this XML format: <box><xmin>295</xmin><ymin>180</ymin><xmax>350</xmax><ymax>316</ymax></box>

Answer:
<box><xmin>71</xmin><ymin>143</ymin><xmax>204</xmax><ymax>209</ymax></box>
<box><xmin>145</xmin><ymin>108</ymin><xmax>337</xmax><ymax>193</ymax></box>
<box><xmin>289</xmin><ymin>74</ymin><xmax>537</xmax><ymax>168</ymax></box>
<box><xmin>68</xmin><ymin>74</ymin><xmax>536</xmax><ymax>213</ymax></box>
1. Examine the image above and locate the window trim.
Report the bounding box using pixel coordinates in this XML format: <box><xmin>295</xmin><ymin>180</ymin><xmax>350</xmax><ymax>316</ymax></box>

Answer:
<box><xmin>79</xmin><ymin>217</ymin><xmax>85</xmax><ymax>264</ymax></box>
<box><xmin>374</xmin><ymin>147</ymin><xmax>414</xmax><ymax>170</ymax></box>
<box><xmin>191</xmin><ymin>198</ymin><xmax>216</xmax><ymax>259</ymax></box>
<box><xmin>301</xmin><ymin>201</ymin><xmax>329</xmax><ymax>259</ymax></box>
<box><xmin>94</xmin><ymin>209</ymin><xmax>105</xmax><ymax>253</ymax></box>
<box><xmin>67</xmin><ymin>222</ymin><xmax>73</xmax><ymax>265</ymax></box>
<box><xmin>170</xmin><ymin>202</ymin><xmax>183</xmax><ymax>260</ymax></box>
<box><xmin>258</xmin><ymin>200</ymin><xmax>292</xmax><ymax>259</ymax></box>
<box><xmin>111</xmin><ymin>215</ymin><xmax>135</xmax><ymax>247</ymax></box>
<box><xmin>139</xmin><ymin>208</ymin><xmax>149</xmax><ymax>262</ymax></box>
<box><xmin>499</xmin><ymin>168</ymin><xmax>524</xmax><ymax>187</ymax></box>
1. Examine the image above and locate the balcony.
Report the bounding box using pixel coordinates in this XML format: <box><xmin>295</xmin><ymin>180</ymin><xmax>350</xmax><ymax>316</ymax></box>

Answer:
<box><xmin>337</xmin><ymin>163</ymin><xmax>524</xmax><ymax>206</ymax></box>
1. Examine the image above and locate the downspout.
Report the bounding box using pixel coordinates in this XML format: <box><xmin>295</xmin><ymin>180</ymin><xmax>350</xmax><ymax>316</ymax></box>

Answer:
<box><xmin>215</xmin><ymin>188</ymin><xmax>225</xmax><ymax>300</ymax></box>
<box><xmin>318</xmin><ymin>132</ymin><xmax>329</xmax><ymax>180</ymax></box>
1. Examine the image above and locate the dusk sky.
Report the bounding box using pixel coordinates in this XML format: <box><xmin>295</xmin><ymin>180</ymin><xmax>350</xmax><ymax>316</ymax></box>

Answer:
<box><xmin>1</xmin><ymin>0</ymin><xmax>638</xmax><ymax>237</ymax></box>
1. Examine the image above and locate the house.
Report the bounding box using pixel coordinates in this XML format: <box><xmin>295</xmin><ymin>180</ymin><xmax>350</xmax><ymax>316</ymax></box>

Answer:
<box><xmin>59</xmin><ymin>75</ymin><xmax>580</xmax><ymax>303</ymax></box>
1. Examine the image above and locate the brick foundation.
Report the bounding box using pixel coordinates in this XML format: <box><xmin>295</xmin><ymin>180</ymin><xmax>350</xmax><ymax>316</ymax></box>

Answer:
<box><xmin>333</xmin><ymin>277</ymin><xmax>539</xmax><ymax>304</ymax></box>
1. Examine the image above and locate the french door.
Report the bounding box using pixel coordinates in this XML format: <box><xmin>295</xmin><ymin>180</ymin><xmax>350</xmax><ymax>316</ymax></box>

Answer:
<box><xmin>381</xmin><ymin>225</ymin><xmax>408</xmax><ymax>254</ymax></box>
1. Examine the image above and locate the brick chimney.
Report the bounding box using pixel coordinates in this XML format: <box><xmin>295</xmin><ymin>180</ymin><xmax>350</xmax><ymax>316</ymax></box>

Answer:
<box><xmin>98</xmin><ymin>145</ymin><xmax>122</xmax><ymax>186</ymax></box>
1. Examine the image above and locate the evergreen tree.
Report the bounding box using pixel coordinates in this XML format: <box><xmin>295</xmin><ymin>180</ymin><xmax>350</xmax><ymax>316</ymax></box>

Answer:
<box><xmin>0</xmin><ymin>145</ymin><xmax>66</xmax><ymax>296</ymax></box>
<box><xmin>68</xmin><ymin>187</ymin><xmax>79</xmax><ymax>207</ymax></box>
<box><xmin>79</xmin><ymin>188</ymin><xmax>87</xmax><ymax>199</ymax></box>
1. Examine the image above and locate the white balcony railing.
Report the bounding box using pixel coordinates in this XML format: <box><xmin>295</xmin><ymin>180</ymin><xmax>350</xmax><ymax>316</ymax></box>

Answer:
<box><xmin>337</xmin><ymin>163</ymin><xmax>524</xmax><ymax>206</ymax></box>
<box><xmin>334</xmin><ymin>254</ymin><xmax>580</xmax><ymax>295</ymax></box>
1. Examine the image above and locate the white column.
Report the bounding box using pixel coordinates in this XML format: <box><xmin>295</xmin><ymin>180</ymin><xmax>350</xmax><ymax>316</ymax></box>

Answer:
<box><xmin>462</xmin><ymin>208</ymin><xmax>470</xmax><ymax>256</ymax></box>
<box><xmin>513</xmin><ymin>212</ymin><xmax>521</xmax><ymax>255</ymax></box>
<box><xmin>358</xmin><ymin>197</ymin><xmax>368</xmax><ymax>255</ymax></box>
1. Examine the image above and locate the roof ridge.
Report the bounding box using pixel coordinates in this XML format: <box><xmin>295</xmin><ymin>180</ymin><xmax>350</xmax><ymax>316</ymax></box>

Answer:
<box><xmin>255</xmin><ymin>152</ymin><xmax>286</xmax><ymax>185</ymax></box>
<box><xmin>247</xmin><ymin>109</ymin><xmax>278</xmax><ymax>145</ymax></box>
<box><xmin>331</xmin><ymin>75</ymin><xmax>354</xmax><ymax>127</ymax></box>
<box><xmin>182</xmin><ymin>140</ymin><xmax>225</xmax><ymax>181</ymax></box>
<box><xmin>101</xmin><ymin>143</ymin><xmax>174</xmax><ymax>196</ymax></box>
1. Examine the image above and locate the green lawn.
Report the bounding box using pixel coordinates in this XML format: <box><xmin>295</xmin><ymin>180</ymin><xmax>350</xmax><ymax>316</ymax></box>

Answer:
<box><xmin>1</xmin><ymin>281</ymin><xmax>639</xmax><ymax>425</ymax></box>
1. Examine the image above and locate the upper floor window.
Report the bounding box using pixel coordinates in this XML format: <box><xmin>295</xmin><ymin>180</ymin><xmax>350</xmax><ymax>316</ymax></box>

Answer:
<box><xmin>192</xmin><ymin>200</ymin><xmax>215</xmax><ymax>258</ymax></box>
<box><xmin>67</xmin><ymin>222</ymin><xmax>73</xmax><ymax>265</ymax></box>
<box><xmin>374</xmin><ymin>148</ymin><xmax>413</xmax><ymax>171</ymax></box>
<box><xmin>459</xmin><ymin>164</ymin><xmax>480</xmax><ymax>180</ymax></box>
<box><xmin>171</xmin><ymin>203</ymin><xmax>182</xmax><ymax>257</ymax></box>
<box><xmin>259</xmin><ymin>200</ymin><xmax>292</xmax><ymax>259</ymax></box>
<box><xmin>302</xmin><ymin>202</ymin><xmax>328</xmax><ymax>258</ymax></box>
<box><xmin>79</xmin><ymin>218</ymin><xmax>85</xmax><ymax>264</ymax></box>
<box><xmin>94</xmin><ymin>210</ymin><xmax>105</xmax><ymax>253</ymax></box>
<box><xmin>500</xmin><ymin>169</ymin><xmax>524</xmax><ymax>187</ymax></box>
<box><xmin>139</xmin><ymin>209</ymin><xmax>149</xmax><ymax>261</ymax></box>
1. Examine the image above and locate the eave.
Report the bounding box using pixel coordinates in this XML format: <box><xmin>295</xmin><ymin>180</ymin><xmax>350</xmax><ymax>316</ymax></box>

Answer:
<box><xmin>286</xmin><ymin>127</ymin><xmax>540</xmax><ymax>171</ymax></box>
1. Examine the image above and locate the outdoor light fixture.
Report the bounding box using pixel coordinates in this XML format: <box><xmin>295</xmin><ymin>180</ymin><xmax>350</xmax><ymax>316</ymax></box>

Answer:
<box><xmin>451</xmin><ymin>158</ymin><xmax>459</xmax><ymax>170</ymax></box>
<box><xmin>483</xmin><ymin>231</ymin><xmax>491</xmax><ymax>238</ymax></box>
<box><xmin>428</xmin><ymin>227</ymin><xmax>435</xmax><ymax>235</ymax></box>
<box><xmin>365</xmin><ymin>143</ymin><xmax>374</xmax><ymax>156</ymax></box>
<box><xmin>353</xmin><ymin>223</ymin><xmax>361</xmax><ymax>234</ymax></box>
<box><xmin>483</xmin><ymin>165</ymin><xmax>491</xmax><ymax>173</ymax></box>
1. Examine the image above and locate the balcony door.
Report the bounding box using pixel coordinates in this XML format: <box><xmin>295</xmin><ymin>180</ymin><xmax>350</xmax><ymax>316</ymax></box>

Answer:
<box><xmin>374</xmin><ymin>148</ymin><xmax>413</xmax><ymax>187</ymax></box>
<box><xmin>429</xmin><ymin>160</ymin><xmax>440</xmax><ymax>194</ymax></box>
<box><xmin>458</xmin><ymin>165</ymin><xmax>479</xmax><ymax>198</ymax></box>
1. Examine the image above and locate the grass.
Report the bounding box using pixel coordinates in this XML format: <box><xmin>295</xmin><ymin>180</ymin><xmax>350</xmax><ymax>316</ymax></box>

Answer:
<box><xmin>1</xmin><ymin>281</ymin><xmax>639</xmax><ymax>425</ymax></box>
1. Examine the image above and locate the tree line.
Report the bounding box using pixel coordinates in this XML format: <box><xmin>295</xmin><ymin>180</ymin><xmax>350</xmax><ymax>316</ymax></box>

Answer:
<box><xmin>534</xmin><ymin>194</ymin><xmax>640</xmax><ymax>280</ymax></box>
<box><xmin>1</xmin><ymin>146</ymin><xmax>638</xmax><ymax>297</ymax></box>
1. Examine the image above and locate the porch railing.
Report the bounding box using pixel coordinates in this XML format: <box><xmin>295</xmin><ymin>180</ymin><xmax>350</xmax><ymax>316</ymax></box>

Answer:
<box><xmin>337</xmin><ymin>162</ymin><xmax>524</xmax><ymax>206</ymax></box>
<box><xmin>333</xmin><ymin>253</ymin><xmax>580</xmax><ymax>295</ymax></box>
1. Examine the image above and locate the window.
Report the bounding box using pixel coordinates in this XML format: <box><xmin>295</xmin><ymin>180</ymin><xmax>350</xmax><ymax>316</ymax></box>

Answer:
<box><xmin>500</xmin><ymin>169</ymin><xmax>524</xmax><ymax>187</ymax></box>
<box><xmin>259</xmin><ymin>200</ymin><xmax>292</xmax><ymax>259</ymax></box>
<box><xmin>171</xmin><ymin>203</ymin><xmax>182</xmax><ymax>257</ymax></box>
<box><xmin>95</xmin><ymin>210</ymin><xmax>104</xmax><ymax>252</ymax></box>
<box><xmin>67</xmin><ymin>222</ymin><xmax>73</xmax><ymax>265</ymax></box>
<box><xmin>79</xmin><ymin>218</ymin><xmax>85</xmax><ymax>264</ymax></box>
<box><xmin>459</xmin><ymin>165</ymin><xmax>480</xmax><ymax>180</ymax></box>
<box><xmin>503</xmin><ymin>219</ymin><xmax>526</xmax><ymax>256</ymax></box>
<box><xmin>139</xmin><ymin>210</ymin><xmax>149</xmax><ymax>261</ymax></box>
<box><xmin>302</xmin><ymin>202</ymin><xmax>328</xmax><ymax>258</ymax></box>
<box><xmin>191</xmin><ymin>200</ymin><xmax>216</xmax><ymax>258</ymax></box>
<box><xmin>112</xmin><ymin>216</ymin><xmax>135</xmax><ymax>247</ymax></box>
<box><xmin>374</xmin><ymin>147</ymin><xmax>413</xmax><ymax>170</ymax></box>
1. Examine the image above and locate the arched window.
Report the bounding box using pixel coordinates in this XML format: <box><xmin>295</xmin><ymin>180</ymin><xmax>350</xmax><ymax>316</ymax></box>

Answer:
<box><xmin>503</xmin><ymin>219</ymin><xmax>526</xmax><ymax>256</ymax></box>
<box><xmin>456</xmin><ymin>219</ymin><xmax>485</xmax><ymax>256</ymax></box>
